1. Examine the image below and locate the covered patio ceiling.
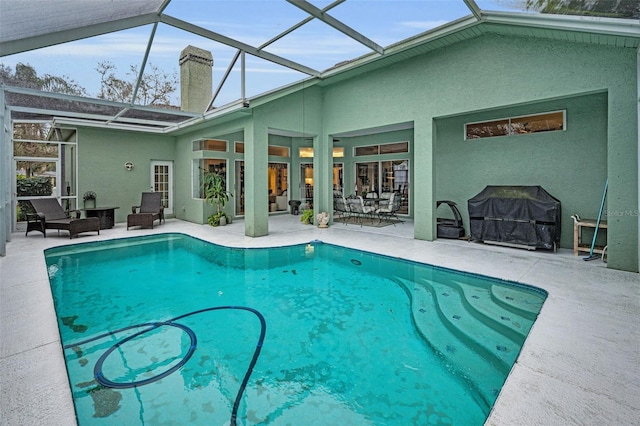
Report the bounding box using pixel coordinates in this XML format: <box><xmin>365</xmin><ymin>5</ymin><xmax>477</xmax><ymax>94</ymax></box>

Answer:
<box><xmin>1</xmin><ymin>0</ymin><xmax>638</xmax><ymax>133</ymax></box>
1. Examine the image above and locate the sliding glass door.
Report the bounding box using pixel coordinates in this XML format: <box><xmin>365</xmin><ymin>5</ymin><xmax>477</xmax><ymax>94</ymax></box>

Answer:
<box><xmin>355</xmin><ymin>159</ymin><xmax>409</xmax><ymax>215</ymax></box>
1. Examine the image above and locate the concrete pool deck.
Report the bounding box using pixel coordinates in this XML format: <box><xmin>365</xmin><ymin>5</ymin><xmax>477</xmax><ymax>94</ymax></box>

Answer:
<box><xmin>1</xmin><ymin>215</ymin><xmax>638</xmax><ymax>425</ymax></box>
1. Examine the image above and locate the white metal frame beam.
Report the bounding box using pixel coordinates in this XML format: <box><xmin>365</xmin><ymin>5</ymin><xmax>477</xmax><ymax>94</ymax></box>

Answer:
<box><xmin>463</xmin><ymin>0</ymin><xmax>483</xmax><ymax>21</ymax></box>
<box><xmin>258</xmin><ymin>0</ymin><xmax>346</xmax><ymax>50</ymax></box>
<box><xmin>0</xmin><ymin>13</ymin><xmax>159</xmax><ymax>57</ymax></box>
<box><xmin>209</xmin><ymin>0</ymin><xmax>345</xmax><ymax>108</ymax></box>
<box><xmin>286</xmin><ymin>0</ymin><xmax>384</xmax><ymax>55</ymax></box>
<box><xmin>160</xmin><ymin>14</ymin><xmax>321</xmax><ymax>77</ymax></box>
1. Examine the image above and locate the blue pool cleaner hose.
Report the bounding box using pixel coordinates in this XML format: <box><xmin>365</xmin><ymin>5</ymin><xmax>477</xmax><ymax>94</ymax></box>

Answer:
<box><xmin>63</xmin><ymin>306</ymin><xmax>266</xmax><ymax>426</ymax></box>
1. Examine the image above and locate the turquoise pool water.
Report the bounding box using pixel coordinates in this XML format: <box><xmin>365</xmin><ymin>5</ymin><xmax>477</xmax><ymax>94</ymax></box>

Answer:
<box><xmin>45</xmin><ymin>233</ymin><xmax>546</xmax><ymax>425</ymax></box>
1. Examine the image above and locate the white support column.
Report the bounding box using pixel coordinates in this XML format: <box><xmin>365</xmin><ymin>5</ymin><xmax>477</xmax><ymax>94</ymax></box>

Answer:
<box><xmin>637</xmin><ymin>46</ymin><xmax>639</xmax><ymax>271</ymax></box>
<box><xmin>0</xmin><ymin>88</ymin><xmax>9</xmax><ymax>255</ymax></box>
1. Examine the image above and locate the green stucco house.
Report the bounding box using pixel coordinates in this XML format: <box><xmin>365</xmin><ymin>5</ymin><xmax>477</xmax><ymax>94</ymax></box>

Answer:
<box><xmin>1</xmin><ymin>3</ymin><xmax>638</xmax><ymax>272</ymax></box>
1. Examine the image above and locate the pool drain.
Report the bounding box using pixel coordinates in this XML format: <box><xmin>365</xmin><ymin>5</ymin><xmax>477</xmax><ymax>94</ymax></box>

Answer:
<box><xmin>64</xmin><ymin>306</ymin><xmax>266</xmax><ymax>426</ymax></box>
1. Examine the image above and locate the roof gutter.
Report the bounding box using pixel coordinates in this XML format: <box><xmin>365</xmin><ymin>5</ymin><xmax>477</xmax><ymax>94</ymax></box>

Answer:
<box><xmin>482</xmin><ymin>11</ymin><xmax>640</xmax><ymax>38</ymax></box>
<box><xmin>51</xmin><ymin>117</ymin><xmax>168</xmax><ymax>134</ymax></box>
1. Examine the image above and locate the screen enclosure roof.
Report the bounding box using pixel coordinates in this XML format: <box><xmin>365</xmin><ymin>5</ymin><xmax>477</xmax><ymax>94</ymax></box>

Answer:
<box><xmin>1</xmin><ymin>0</ymin><xmax>638</xmax><ymax>133</ymax></box>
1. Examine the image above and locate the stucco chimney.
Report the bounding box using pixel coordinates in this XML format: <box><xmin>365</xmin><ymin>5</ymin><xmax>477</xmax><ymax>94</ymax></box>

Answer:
<box><xmin>179</xmin><ymin>45</ymin><xmax>213</xmax><ymax>113</ymax></box>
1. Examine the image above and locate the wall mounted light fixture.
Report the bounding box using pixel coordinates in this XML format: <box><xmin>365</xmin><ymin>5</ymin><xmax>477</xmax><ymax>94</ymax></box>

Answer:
<box><xmin>124</xmin><ymin>162</ymin><xmax>134</xmax><ymax>171</ymax></box>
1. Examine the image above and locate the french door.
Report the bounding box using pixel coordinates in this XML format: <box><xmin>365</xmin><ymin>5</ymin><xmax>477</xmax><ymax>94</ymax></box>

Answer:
<box><xmin>151</xmin><ymin>160</ymin><xmax>173</xmax><ymax>214</ymax></box>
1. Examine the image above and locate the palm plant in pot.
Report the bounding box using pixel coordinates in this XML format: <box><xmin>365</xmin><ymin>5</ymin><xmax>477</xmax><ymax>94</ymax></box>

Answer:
<box><xmin>202</xmin><ymin>171</ymin><xmax>233</xmax><ymax>226</ymax></box>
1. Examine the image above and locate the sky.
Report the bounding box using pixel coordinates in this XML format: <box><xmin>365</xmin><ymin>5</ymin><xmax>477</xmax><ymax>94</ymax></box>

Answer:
<box><xmin>0</xmin><ymin>0</ymin><xmax>523</xmax><ymax>107</ymax></box>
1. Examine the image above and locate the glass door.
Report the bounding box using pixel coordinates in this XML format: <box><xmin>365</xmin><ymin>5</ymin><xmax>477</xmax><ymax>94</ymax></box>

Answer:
<box><xmin>381</xmin><ymin>160</ymin><xmax>409</xmax><ymax>214</ymax></box>
<box><xmin>235</xmin><ymin>160</ymin><xmax>245</xmax><ymax>216</ymax></box>
<box><xmin>333</xmin><ymin>163</ymin><xmax>344</xmax><ymax>195</ymax></box>
<box><xmin>356</xmin><ymin>160</ymin><xmax>410</xmax><ymax>214</ymax></box>
<box><xmin>355</xmin><ymin>162</ymin><xmax>379</xmax><ymax>197</ymax></box>
<box><xmin>300</xmin><ymin>163</ymin><xmax>313</xmax><ymax>209</ymax></box>
<box><xmin>151</xmin><ymin>160</ymin><xmax>173</xmax><ymax>214</ymax></box>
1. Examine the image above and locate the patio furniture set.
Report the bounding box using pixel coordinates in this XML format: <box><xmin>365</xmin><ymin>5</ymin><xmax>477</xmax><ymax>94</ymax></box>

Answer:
<box><xmin>333</xmin><ymin>191</ymin><xmax>403</xmax><ymax>226</ymax></box>
<box><xmin>25</xmin><ymin>192</ymin><xmax>164</xmax><ymax>239</ymax></box>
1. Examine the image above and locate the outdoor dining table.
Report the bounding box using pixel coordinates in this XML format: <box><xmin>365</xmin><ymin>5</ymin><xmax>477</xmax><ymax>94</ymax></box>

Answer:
<box><xmin>363</xmin><ymin>198</ymin><xmax>384</xmax><ymax>209</ymax></box>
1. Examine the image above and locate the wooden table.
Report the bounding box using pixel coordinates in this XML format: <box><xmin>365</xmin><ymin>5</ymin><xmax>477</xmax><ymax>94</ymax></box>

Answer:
<box><xmin>83</xmin><ymin>207</ymin><xmax>119</xmax><ymax>229</ymax></box>
<box><xmin>573</xmin><ymin>217</ymin><xmax>607</xmax><ymax>255</ymax></box>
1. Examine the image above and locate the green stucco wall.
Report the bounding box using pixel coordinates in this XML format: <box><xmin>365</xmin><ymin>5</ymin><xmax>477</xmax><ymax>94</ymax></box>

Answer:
<box><xmin>434</xmin><ymin>92</ymin><xmax>608</xmax><ymax>250</ymax></box>
<box><xmin>320</xmin><ymin>33</ymin><xmax>637</xmax><ymax>272</ymax></box>
<box><xmin>76</xmin><ymin>127</ymin><xmax>175</xmax><ymax>224</ymax></box>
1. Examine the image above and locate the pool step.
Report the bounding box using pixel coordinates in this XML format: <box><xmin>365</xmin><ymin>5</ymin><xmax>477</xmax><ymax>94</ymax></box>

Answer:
<box><xmin>45</xmin><ymin>234</ymin><xmax>184</xmax><ymax>258</ymax></box>
<box><xmin>391</xmin><ymin>276</ymin><xmax>508</xmax><ymax>410</ymax></box>
<box><xmin>424</xmin><ymin>278</ymin><xmax>526</xmax><ymax>369</ymax></box>
<box><xmin>491</xmin><ymin>285</ymin><xmax>545</xmax><ymax>320</ymax></box>
<box><xmin>452</xmin><ymin>280</ymin><xmax>535</xmax><ymax>344</ymax></box>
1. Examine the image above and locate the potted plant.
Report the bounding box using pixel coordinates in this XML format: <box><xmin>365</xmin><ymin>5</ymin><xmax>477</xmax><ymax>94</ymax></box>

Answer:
<box><xmin>300</xmin><ymin>209</ymin><xmax>314</xmax><ymax>225</ymax></box>
<box><xmin>202</xmin><ymin>171</ymin><xmax>233</xmax><ymax>226</ymax></box>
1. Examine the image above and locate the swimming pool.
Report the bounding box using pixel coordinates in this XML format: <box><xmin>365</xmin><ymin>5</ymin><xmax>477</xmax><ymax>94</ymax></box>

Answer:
<box><xmin>45</xmin><ymin>233</ymin><xmax>546</xmax><ymax>425</ymax></box>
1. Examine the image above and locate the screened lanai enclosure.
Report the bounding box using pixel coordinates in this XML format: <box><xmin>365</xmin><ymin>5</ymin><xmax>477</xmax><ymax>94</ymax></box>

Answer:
<box><xmin>1</xmin><ymin>0</ymin><xmax>639</xmax><ymax>273</ymax></box>
<box><xmin>1</xmin><ymin>2</ymin><xmax>640</xmax><ymax>426</ymax></box>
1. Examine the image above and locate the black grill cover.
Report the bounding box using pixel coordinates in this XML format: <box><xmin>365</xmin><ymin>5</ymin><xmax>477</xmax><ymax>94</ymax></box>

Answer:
<box><xmin>468</xmin><ymin>186</ymin><xmax>561</xmax><ymax>250</ymax></box>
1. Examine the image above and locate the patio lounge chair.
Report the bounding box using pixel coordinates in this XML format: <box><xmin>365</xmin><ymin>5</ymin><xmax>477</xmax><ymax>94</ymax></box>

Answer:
<box><xmin>127</xmin><ymin>192</ymin><xmax>165</xmax><ymax>229</ymax></box>
<box><xmin>26</xmin><ymin>198</ymin><xmax>100</xmax><ymax>239</ymax></box>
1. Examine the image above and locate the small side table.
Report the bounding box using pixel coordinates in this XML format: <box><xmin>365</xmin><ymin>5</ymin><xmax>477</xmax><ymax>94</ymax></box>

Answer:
<box><xmin>83</xmin><ymin>207</ymin><xmax>120</xmax><ymax>229</ymax></box>
<box><xmin>572</xmin><ymin>216</ymin><xmax>607</xmax><ymax>256</ymax></box>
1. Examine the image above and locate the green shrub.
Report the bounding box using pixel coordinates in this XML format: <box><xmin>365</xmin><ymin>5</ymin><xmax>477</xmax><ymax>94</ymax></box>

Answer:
<box><xmin>16</xmin><ymin>176</ymin><xmax>53</xmax><ymax>197</ymax></box>
<box><xmin>16</xmin><ymin>177</ymin><xmax>53</xmax><ymax>221</ymax></box>
<box><xmin>300</xmin><ymin>209</ymin><xmax>314</xmax><ymax>225</ymax></box>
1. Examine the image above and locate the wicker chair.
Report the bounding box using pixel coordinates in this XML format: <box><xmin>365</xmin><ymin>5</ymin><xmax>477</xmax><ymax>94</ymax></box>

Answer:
<box><xmin>127</xmin><ymin>192</ymin><xmax>165</xmax><ymax>229</ymax></box>
<box><xmin>26</xmin><ymin>198</ymin><xmax>100</xmax><ymax>239</ymax></box>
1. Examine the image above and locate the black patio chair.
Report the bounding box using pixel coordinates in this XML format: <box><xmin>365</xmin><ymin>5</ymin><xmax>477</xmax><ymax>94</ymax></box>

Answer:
<box><xmin>127</xmin><ymin>192</ymin><xmax>165</xmax><ymax>229</ymax></box>
<box><xmin>26</xmin><ymin>198</ymin><xmax>100</xmax><ymax>239</ymax></box>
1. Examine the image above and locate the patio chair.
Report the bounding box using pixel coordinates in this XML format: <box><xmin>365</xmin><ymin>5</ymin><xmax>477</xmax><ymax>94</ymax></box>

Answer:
<box><xmin>347</xmin><ymin>196</ymin><xmax>375</xmax><ymax>226</ymax></box>
<box><xmin>378</xmin><ymin>192</ymin><xmax>393</xmax><ymax>209</ymax></box>
<box><xmin>376</xmin><ymin>193</ymin><xmax>403</xmax><ymax>225</ymax></box>
<box><xmin>127</xmin><ymin>192</ymin><xmax>165</xmax><ymax>229</ymax></box>
<box><xmin>333</xmin><ymin>193</ymin><xmax>352</xmax><ymax>224</ymax></box>
<box><xmin>26</xmin><ymin>198</ymin><xmax>100</xmax><ymax>239</ymax></box>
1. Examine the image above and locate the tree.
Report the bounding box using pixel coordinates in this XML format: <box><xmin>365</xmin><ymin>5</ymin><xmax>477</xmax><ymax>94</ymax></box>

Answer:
<box><xmin>523</xmin><ymin>0</ymin><xmax>639</xmax><ymax>19</ymax></box>
<box><xmin>96</xmin><ymin>61</ymin><xmax>178</xmax><ymax>106</ymax></box>
<box><xmin>0</xmin><ymin>63</ymin><xmax>87</xmax><ymax>160</ymax></box>
<box><xmin>0</xmin><ymin>62</ymin><xmax>87</xmax><ymax>95</ymax></box>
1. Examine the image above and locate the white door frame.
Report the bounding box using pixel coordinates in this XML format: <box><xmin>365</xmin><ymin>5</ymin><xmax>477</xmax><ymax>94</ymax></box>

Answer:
<box><xmin>150</xmin><ymin>160</ymin><xmax>173</xmax><ymax>215</ymax></box>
